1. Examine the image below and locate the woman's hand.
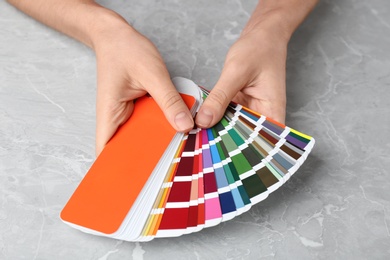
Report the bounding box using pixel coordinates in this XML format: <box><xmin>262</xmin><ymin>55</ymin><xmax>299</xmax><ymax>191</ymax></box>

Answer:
<box><xmin>93</xmin><ymin>20</ymin><xmax>194</xmax><ymax>155</ymax></box>
<box><xmin>5</xmin><ymin>1</ymin><xmax>194</xmax><ymax>155</ymax></box>
<box><xmin>196</xmin><ymin>0</ymin><xmax>318</xmax><ymax>128</ymax></box>
<box><xmin>196</xmin><ymin>28</ymin><xmax>288</xmax><ymax>128</ymax></box>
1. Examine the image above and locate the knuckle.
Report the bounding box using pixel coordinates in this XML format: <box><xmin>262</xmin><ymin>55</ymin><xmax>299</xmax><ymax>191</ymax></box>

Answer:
<box><xmin>161</xmin><ymin>90</ymin><xmax>183</xmax><ymax>111</ymax></box>
<box><xmin>207</xmin><ymin>88</ymin><xmax>229</xmax><ymax>107</ymax></box>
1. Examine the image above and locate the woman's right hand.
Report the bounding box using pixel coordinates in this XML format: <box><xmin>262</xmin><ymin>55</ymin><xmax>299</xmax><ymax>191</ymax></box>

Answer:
<box><xmin>91</xmin><ymin>12</ymin><xmax>194</xmax><ymax>155</ymax></box>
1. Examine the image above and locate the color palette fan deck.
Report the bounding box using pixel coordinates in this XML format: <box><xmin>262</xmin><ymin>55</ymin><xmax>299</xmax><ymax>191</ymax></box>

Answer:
<box><xmin>60</xmin><ymin>77</ymin><xmax>315</xmax><ymax>241</ymax></box>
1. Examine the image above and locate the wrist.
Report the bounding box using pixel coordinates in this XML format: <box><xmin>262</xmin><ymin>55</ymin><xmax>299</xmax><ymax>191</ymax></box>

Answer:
<box><xmin>241</xmin><ymin>11</ymin><xmax>291</xmax><ymax>48</ymax></box>
<box><xmin>242</xmin><ymin>0</ymin><xmax>318</xmax><ymax>43</ymax></box>
<box><xmin>81</xmin><ymin>5</ymin><xmax>136</xmax><ymax>50</ymax></box>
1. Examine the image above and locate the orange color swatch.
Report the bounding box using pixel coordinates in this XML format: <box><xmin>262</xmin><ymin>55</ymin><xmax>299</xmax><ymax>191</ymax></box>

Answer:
<box><xmin>61</xmin><ymin>94</ymin><xmax>196</xmax><ymax>235</ymax></box>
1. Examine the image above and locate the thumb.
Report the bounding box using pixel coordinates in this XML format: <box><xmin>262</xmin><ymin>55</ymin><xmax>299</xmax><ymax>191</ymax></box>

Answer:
<box><xmin>147</xmin><ymin>77</ymin><xmax>194</xmax><ymax>132</ymax></box>
<box><xmin>96</xmin><ymin>100</ymin><xmax>134</xmax><ymax>156</ymax></box>
<box><xmin>196</xmin><ymin>68</ymin><xmax>245</xmax><ymax>128</ymax></box>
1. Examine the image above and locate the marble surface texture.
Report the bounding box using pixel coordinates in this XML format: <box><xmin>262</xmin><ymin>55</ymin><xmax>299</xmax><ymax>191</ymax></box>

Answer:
<box><xmin>1</xmin><ymin>0</ymin><xmax>390</xmax><ymax>259</ymax></box>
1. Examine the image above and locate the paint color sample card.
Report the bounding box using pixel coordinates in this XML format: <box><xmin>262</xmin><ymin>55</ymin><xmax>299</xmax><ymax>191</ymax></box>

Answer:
<box><xmin>61</xmin><ymin>77</ymin><xmax>315</xmax><ymax>242</ymax></box>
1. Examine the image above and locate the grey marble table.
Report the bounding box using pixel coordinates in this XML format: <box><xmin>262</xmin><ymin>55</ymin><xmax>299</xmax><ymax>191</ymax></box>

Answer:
<box><xmin>1</xmin><ymin>0</ymin><xmax>389</xmax><ymax>259</ymax></box>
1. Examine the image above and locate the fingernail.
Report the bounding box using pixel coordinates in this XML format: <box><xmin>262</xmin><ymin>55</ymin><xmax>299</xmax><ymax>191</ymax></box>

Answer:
<box><xmin>196</xmin><ymin>108</ymin><xmax>213</xmax><ymax>128</ymax></box>
<box><xmin>174</xmin><ymin>112</ymin><xmax>193</xmax><ymax>131</ymax></box>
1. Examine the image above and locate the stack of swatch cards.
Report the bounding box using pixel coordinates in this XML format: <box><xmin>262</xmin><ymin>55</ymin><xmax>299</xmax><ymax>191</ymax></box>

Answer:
<box><xmin>61</xmin><ymin>77</ymin><xmax>315</xmax><ymax>241</ymax></box>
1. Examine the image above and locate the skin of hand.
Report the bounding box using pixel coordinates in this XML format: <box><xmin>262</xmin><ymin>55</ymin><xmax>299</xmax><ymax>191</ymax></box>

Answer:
<box><xmin>93</xmin><ymin>22</ymin><xmax>195</xmax><ymax>155</ymax></box>
<box><xmin>7</xmin><ymin>0</ymin><xmax>317</xmax><ymax>155</ymax></box>
<box><xmin>196</xmin><ymin>27</ymin><xmax>288</xmax><ymax>127</ymax></box>
<box><xmin>195</xmin><ymin>0</ymin><xmax>318</xmax><ymax>128</ymax></box>
<box><xmin>6</xmin><ymin>0</ymin><xmax>194</xmax><ymax>155</ymax></box>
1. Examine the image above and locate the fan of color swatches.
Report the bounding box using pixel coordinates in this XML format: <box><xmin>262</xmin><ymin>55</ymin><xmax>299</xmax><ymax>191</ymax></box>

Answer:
<box><xmin>60</xmin><ymin>77</ymin><xmax>315</xmax><ymax>242</ymax></box>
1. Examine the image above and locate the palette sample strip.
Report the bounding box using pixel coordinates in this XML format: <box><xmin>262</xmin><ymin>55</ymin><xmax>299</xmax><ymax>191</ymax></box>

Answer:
<box><xmin>60</xmin><ymin>77</ymin><xmax>315</xmax><ymax>242</ymax></box>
